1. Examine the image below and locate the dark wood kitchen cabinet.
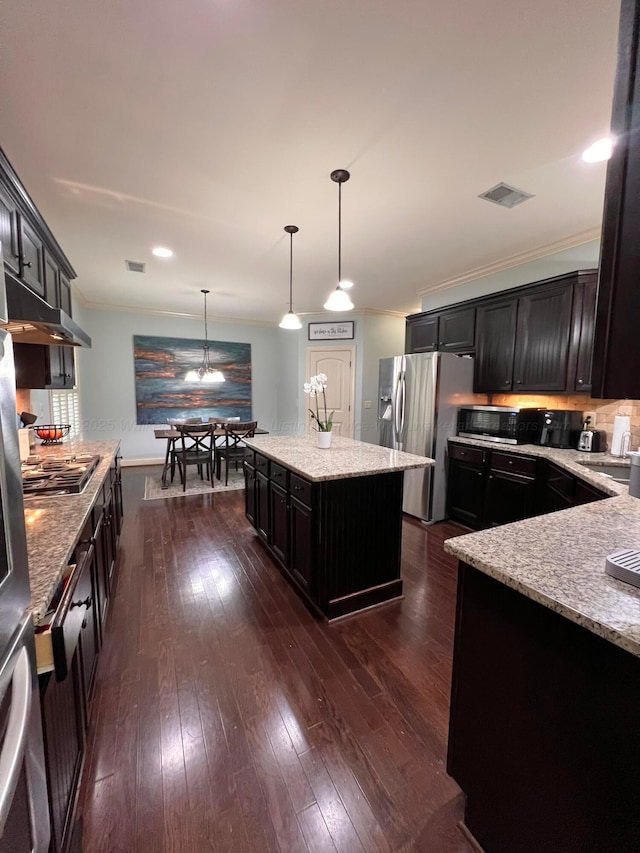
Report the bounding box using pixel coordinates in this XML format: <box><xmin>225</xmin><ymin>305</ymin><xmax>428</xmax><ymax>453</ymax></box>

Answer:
<box><xmin>484</xmin><ymin>456</ymin><xmax>537</xmax><ymax>527</ymax></box>
<box><xmin>446</xmin><ymin>444</ymin><xmax>487</xmax><ymax>527</ymax></box>
<box><xmin>405</xmin><ymin>313</ymin><xmax>439</xmax><ymax>352</ymax></box>
<box><xmin>244</xmin><ymin>459</ymin><xmax>256</xmax><ymax>526</ymax></box>
<box><xmin>0</xmin><ymin>183</ymin><xmax>20</xmax><ymax>275</ymax></box>
<box><xmin>13</xmin><ymin>341</ymin><xmax>75</xmax><ymax>389</ymax></box>
<box><xmin>571</xmin><ymin>275</ymin><xmax>597</xmax><ymax>392</ymax></box>
<box><xmin>447</xmin><ymin>441</ymin><xmax>607</xmax><ymax>529</ymax></box>
<box><xmin>405</xmin><ymin>307</ymin><xmax>475</xmax><ymax>354</ymax></box>
<box><xmin>512</xmin><ymin>283</ymin><xmax>574</xmax><ymax>391</ymax></box>
<box><xmin>591</xmin><ymin>0</ymin><xmax>640</xmax><ymax>399</ymax></box>
<box><xmin>474</xmin><ymin>298</ymin><xmax>518</xmax><ymax>392</ymax></box>
<box><xmin>244</xmin><ymin>452</ymin><xmax>403</xmax><ymax>619</ymax></box>
<box><xmin>17</xmin><ymin>217</ymin><xmax>46</xmax><ymax>297</ymax></box>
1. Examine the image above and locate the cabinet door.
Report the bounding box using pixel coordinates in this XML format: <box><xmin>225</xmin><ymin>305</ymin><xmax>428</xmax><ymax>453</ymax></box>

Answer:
<box><xmin>513</xmin><ymin>284</ymin><xmax>574</xmax><ymax>391</ymax></box>
<box><xmin>439</xmin><ymin>307</ymin><xmax>475</xmax><ymax>352</ymax></box>
<box><xmin>255</xmin><ymin>471</ymin><xmax>269</xmax><ymax>541</ymax></box>
<box><xmin>405</xmin><ymin>315</ymin><xmax>439</xmax><ymax>353</ymax></box>
<box><xmin>290</xmin><ymin>497</ymin><xmax>313</xmax><ymax>591</ymax></box>
<box><xmin>93</xmin><ymin>515</ymin><xmax>109</xmax><ymax>631</ymax></box>
<box><xmin>44</xmin><ymin>252</ymin><xmax>60</xmax><ymax>308</ymax></box>
<box><xmin>40</xmin><ymin>652</ymin><xmax>86</xmax><ymax>853</ymax></box>
<box><xmin>0</xmin><ymin>184</ymin><xmax>20</xmax><ymax>275</ymax></box>
<box><xmin>79</xmin><ymin>548</ymin><xmax>100</xmax><ymax>712</ymax></box>
<box><xmin>474</xmin><ymin>298</ymin><xmax>518</xmax><ymax>392</ymax></box>
<box><xmin>269</xmin><ymin>481</ymin><xmax>288</xmax><ymax>565</ymax></box>
<box><xmin>18</xmin><ymin>216</ymin><xmax>45</xmax><ymax>297</ymax></box>
<box><xmin>103</xmin><ymin>491</ymin><xmax>116</xmax><ymax>585</ymax></box>
<box><xmin>112</xmin><ymin>456</ymin><xmax>123</xmax><ymax>539</ymax></box>
<box><xmin>446</xmin><ymin>458</ymin><xmax>486</xmax><ymax>528</ymax></box>
<box><xmin>60</xmin><ymin>345</ymin><xmax>75</xmax><ymax>388</ymax></box>
<box><xmin>573</xmin><ymin>278</ymin><xmax>597</xmax><ymax>392</ymax></box>
<box><xmin>59</xmin><ymin>273</ymin><xmax>72</xmax><ymax>316</ymax></box>
<box><xmin>46</xmin><ymin>346</ymin><xmax>66</xmax><ymax>389</ymax></box>
<box><xmin>484</xmin><ymin>471</ymin><xmax>536</xmax><ymax>527</ymax></box>
<box><xmin>244</xmin><ymin>462</ymin><xmax>256</xmax><ymax>526</ymax></box>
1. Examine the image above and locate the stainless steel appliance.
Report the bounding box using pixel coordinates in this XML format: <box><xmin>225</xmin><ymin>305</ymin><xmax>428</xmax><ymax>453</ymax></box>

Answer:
<box><xmin>22</xmin><ymin>455</ymin><xmax>100</xmax><ymax>496</ymax></box>
<box><xmin>0</xmin><ymin>242</ymin><xmax>50</xmax><ymax>853</ymax></box>
<box><xmin>535</xmin><ymin>409</ymin><xmax>583</xmax><ymax>449</ymax></box>
<box><xmin>577</xmin><ymin>417</ymin><xmax>607</xmax><ymax>453</ymax></box>
<box><xmin>377</xmin><ymin>353</ymin><xmax>475</xmax><ymax>522</ymax></box>
<box><xmin>457</xmin><ymin>405</ymin><xmax>541</xmax><ymax>445</ymax></box>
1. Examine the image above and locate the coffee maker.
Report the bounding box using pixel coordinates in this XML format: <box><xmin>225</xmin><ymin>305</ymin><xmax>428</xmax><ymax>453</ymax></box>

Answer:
<box><xmin>535</xmin><ymin>410</ymin><xmax>584</xmax><ymax>449</ymax></box>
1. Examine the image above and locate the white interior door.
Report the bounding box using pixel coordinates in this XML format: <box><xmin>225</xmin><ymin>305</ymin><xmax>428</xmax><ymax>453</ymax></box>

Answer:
<box><xmin>305</xmin><ymin>347</ymin><xmax>355</xmax><ymax>437</ymax></box>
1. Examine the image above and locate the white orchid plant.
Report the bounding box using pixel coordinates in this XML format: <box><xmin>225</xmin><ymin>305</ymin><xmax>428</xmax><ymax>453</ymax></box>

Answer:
<box><xmin>304</xmin><ymin>373</ymin><xmax>334</xmax><ymax>432</ymax></box>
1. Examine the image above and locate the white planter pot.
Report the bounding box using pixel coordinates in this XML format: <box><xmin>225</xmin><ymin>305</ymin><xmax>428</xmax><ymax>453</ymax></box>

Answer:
<box><xmin>316</xmin><ymin>431</ymin><xmax>333</xmax><ymax>449</ymax></box>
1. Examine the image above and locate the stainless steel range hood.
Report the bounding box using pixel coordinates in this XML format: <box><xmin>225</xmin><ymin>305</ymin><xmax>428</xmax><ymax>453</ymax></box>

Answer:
<box><xmin>1</xmin><ymin>276</ymin><xmax>91</xmax><ymax>347</ymax></box>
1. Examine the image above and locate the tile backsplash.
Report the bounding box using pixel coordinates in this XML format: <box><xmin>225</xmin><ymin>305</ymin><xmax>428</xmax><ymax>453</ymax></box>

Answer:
<box><xmin>491</xmin><ymin>394</ymin><xmax>640</xmax><ymax>452</ymax></box>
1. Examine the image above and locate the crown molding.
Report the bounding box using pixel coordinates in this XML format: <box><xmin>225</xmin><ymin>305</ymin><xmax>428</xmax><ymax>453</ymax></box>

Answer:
<box><xmin>416</xmin><ymin>227</ymin><xmax>602</xmax><ymax>297</ymax></box>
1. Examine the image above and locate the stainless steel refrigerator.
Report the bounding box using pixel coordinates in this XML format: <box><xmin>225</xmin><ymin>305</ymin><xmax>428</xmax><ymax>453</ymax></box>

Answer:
<box><xmin>0</xmin><ymin>243</ymin><xmax>50</xmax><ymax>853</ymax></box>
<box><xmin>378</xmin><ymin>352</ymin><xmax>475</xmax><ymax>522</ymax></box>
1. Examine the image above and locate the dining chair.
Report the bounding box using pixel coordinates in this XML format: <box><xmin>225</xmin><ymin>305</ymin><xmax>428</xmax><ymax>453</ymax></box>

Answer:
<box><xmin>215</xmin><ymin>421</ymin><xmax>257</xmax><ymax>485</ymax></box>
<box><xmin>174</xmin><ymin>423</ymin><xmax>216</xmax><ymax>491</ymax></box>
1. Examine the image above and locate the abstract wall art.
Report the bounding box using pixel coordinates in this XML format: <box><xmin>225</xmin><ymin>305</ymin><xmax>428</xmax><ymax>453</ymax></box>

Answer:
<box><xmin>133</xmin><ymin>335</ymin><xmax>252</xmax><ymax>425</ymax></box>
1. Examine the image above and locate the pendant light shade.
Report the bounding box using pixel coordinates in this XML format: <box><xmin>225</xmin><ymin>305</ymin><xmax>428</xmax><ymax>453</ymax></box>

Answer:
<box><xmin>185</xmin><ymin>289</ymin><xmax>225</xmax><ymax>383</ymax></box>
<box><xmin>279</xmin><ymin>225</ymin><xmax>302</xmax><ymax>330</ymax></box>
<box><xmin>325</xmin><ymin>168</ymin><xmax>354</xmax><ymax>312</ymax></box>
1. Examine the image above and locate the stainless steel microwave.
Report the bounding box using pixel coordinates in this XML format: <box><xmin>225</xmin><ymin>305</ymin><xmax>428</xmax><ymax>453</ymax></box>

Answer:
<box><xmin>457</xmin><ymin>406</ymin><xmax>541</xmax><ymax>445</ymax></box>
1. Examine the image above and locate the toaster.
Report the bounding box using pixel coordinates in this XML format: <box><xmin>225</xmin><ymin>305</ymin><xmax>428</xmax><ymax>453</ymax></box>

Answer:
<box><xmin>577</xmin><ymin>428</ymin><xmax>607</xmax><ymax>453</ymax></box>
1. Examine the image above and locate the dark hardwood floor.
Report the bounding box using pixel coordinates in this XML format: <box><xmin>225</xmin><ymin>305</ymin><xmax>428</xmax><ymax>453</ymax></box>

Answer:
<box><xmin>77</xmin><ymin>465</ymin><xmax>474</xmax><ymax>852</ymax></box>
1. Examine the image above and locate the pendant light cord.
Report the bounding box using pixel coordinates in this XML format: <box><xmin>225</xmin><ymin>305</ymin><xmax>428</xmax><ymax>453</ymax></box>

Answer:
<box><xmin>337</xmin><ymin>180</ymin><xmax>342</xmax><ymax>283</ymax></box>
<box><xmin>289</xmin><ymin>231</ymin><xmax>294</xmax><ymax>312</ymax></box>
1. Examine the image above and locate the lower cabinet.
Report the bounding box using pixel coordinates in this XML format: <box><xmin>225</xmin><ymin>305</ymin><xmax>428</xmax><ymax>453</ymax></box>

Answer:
<box><xmin>36</xmin><ymin>456</ymin><xmax>124</xmax><ymax>852</ymax></box>
<box><xmin>447</xmin><ymin>442</ymin><xmax>608</xmax><ymax>529</ymax></box>
<box><xmin>244</xmin><ymin>452</ymin><xmax>403</xmax><ymax>619</ymax></box>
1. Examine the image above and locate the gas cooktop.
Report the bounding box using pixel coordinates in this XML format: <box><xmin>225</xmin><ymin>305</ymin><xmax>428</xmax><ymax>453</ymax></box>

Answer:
<box><xmin>22</xmin><ymin>454</ymin><xmax>101</xmax><ymax>496</ymax></box>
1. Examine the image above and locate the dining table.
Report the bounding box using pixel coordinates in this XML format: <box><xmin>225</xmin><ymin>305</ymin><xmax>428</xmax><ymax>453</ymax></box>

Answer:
<box><xmin>154</xmin><ymin>425</ymin><xmax>269</xmax><ymax>488</ymax></box>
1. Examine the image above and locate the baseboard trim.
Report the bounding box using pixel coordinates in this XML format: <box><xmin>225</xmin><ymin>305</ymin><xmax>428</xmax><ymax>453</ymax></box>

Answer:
<box><xmin>121</xmin><ymin>457</ymin><xmax>164</xmax><ymax>467</ymax></box>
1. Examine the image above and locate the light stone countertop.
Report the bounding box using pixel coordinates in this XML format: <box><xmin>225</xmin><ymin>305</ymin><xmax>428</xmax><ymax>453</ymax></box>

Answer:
<box><xmin>243</xmin><ymin>435</ymin><xmax>434</xmax><ymax>482</ymax></box>
<box><xmin>445</xmin><ymin>437</ymin><xmax>640</xmax><ymax>657</ymax></box>
<box><xmin>23</xmin><ymin>440</ymin><xmax>120</xmax><ymax>622</ymax></box>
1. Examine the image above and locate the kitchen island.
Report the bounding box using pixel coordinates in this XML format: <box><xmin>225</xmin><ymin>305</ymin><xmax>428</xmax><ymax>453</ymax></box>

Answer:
<box><xmin>444</xmin><ymin>485</ymin><xmax>640</xmax><ymax>853</ymax></box>
<box><xmin>243</xmin><ymin>435</ymin><xmax>433</xmax><ymax>619</ymax></box>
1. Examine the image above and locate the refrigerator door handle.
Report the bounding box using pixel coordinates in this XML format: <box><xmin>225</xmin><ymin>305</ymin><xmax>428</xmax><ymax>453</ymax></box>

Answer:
<box><xmin>0</xmin><ymin>647</ymin><xmax>32</xmax><ymax>836</ymax></box>
<box><xmin>393</xmin><ymin>372</ymin><xmax>403</xmax><ymax>445</ymax></box>
<box><xmin>399</xmin><ymin>373</ymin><xmax>407</xmax><ymax>442</ymax></box>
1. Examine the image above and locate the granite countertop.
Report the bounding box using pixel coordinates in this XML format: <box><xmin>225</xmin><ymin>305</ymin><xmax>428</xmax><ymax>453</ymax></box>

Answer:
<box><xmin>445</xmin><ymin>438</ymin><xmax>640</xmax><ymax>657</ymax></box>
<box><xmin>24</xmin><ymin>440</ymin><xmax>120</xmax><ymax>622</ymax></box>
<box><xmin>243</xmin><ymin>435</ymin><xmax>434</xmax><ymax>482</ymax></box>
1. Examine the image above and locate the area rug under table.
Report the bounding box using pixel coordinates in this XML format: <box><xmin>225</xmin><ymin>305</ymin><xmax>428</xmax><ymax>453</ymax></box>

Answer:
<box><xmin>143</xmin><ymin>467</ymin><xmax>245</xmax><ymax>500</ymax></box>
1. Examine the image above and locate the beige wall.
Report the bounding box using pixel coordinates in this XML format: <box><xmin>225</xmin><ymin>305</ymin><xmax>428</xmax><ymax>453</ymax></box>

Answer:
<box><xmin>493</xmin><ymin>393</ymin><xmax>640</xmax><ymax>451</ymax></box>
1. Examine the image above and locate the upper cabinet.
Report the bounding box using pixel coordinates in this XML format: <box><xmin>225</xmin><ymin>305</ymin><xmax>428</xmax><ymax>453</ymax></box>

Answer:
<box><xmin>0</xmin><ymin>147</ymin><xmax>76</xmax><ymax>309</ymax></box>
<box><xmin>407</xmin><ymin>270</ymin><xmax>596</xmax><ymax>394</ymax></box>
<box><xmin>406</xmin><ymin>306</ymin><xmax>475</xmax><ymax>354</ymax></box>
<box><xmin>591</xmin><ymin>0</ymin><xmax>640</xmax><ymax>399</ymax></box>
<box><xmin>474</xmin><ymin>298</ymin><xmax>517</xmax><ymax>392</ymax></box>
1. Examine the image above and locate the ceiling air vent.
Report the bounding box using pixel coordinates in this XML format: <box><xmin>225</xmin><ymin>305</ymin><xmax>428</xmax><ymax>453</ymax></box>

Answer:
<box><xmin>125</xmin><ymin>260</ymin><xmax>146</xmax><ymax>273</ymax></box>
<box><xmin>478</xmin><ymin>182</ymin><xmax>534</xmax><ymax>209</ymax></box>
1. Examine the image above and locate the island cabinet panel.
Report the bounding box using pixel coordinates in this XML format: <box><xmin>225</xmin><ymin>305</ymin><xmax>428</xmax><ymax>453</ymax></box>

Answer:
<box><xmin>512</xmin><ymin>283</ymin><xmax>574</xmax><ymax>391</ymax></box>
<box><xmin>244</xmin><ymin>460</ymin><xmax>256</xmax><ymax>526</ymax></box>
<box><xmin>245</xmin><ymin>459</ymin><xmax>404</xmax><ymax>620</ymax></box>
<box><xmin>474</xmin><ymin>298</ymin><xmax>518</xmax><ymax>392</ymax></box>
<box><xmin>448</xmin><ymin>562</ymin><xmax>640</xmax><ymax>853</ymax></box>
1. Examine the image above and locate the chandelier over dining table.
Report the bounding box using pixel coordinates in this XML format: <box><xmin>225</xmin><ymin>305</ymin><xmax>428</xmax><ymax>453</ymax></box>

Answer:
<box><xmin>184</xmin><ymin>289</ymin><xmax>225</xmax><ymax>383</ymax></box>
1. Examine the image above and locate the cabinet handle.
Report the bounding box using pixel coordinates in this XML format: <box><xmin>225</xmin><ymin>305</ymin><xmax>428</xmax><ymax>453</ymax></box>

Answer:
<box><xmin>71</xmin><ymin>595</ymin><xmax>92</xmax><ymax>610</ymax></box>
<box><xmin>577</xmin><ymin>379</ymin><xmax>584</xmax><ymax>385</ymax></box>
<box><xmin>22</xmin><ymin>259</ymin><xmax>32</xmax><ymax>269</ymax></box>
<box><xmin>488</xmin><ymin>474</ymin><xmax>494</xmax><ymax>480</ymax></box>
<box><xmin>516</xmin><ymin>379</ymin><xmax>523</xmax><ymax>384</ymax></box>
<box><xmin>505</xmin><ymin>379</ymin><xmax>510</xmax><ymax>385</ymax></box>
<box><xmin>293</xmin><ymin>485</ymin><xmax>303</xmax><ymax>491</ymax></box>
<box><xmin>508</xmin><ymin>460</ymin><xmax>513</xmax><ymax>465</ymax></box>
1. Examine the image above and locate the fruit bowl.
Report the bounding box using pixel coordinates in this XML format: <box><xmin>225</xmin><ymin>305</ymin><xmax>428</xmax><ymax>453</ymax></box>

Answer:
<box><xmin>34</xmin><ymin>424</ymin><xmax>71</xmax><ymax>445</ymax></box>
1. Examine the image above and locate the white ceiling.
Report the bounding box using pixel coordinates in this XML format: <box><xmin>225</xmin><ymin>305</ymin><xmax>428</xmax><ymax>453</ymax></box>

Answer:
<box><xmin>0</xmin><ymin>0</ymin><xmax>621</xmax><ymax>323</ymax></box>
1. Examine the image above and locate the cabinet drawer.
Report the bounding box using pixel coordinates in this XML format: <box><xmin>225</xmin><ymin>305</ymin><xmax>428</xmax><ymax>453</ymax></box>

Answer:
<box><xmin>490</xmin><ymin>452</ymin><xmax>536</xmax><ymax>479</ymax></box>
<box><xmin>269</xmin><ymin>462</ymin><xmax>288</xmax><ymax>488</ymax></box>
<box><xmin>290</xmin><ymin>473</ymin><xmax>313</xmax><ymax>507</ymax></box>
<box><xmin>254</xmin><ymin>453</ymin><xmax>269</xmax><ymax>474</ymax></box>
<box><xmin>449</xmin><ymin>443</ymin><xmax>485</xmax><ymax>466</ymax></box>
<box><xmin>35</xmin><ymin>543</ymin><xmax>94</xmax><ymax>680</ymax></box>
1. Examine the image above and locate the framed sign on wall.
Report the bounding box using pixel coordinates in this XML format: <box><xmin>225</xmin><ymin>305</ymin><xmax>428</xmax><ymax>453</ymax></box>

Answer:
<box><xmin>308</xmin><ymin>321</ymin><xmax>355</xmax><ymax>341</ymax></box>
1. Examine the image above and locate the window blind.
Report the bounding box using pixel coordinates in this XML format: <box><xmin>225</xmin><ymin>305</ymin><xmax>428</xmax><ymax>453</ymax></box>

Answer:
<box><xmin>50</xmin><ymin>390</ymin><xmax>81</xmax><ymax>439</ymax></box>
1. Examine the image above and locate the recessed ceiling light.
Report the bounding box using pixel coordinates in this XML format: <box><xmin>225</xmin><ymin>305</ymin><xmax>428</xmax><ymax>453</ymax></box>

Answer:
<box><xmin>582</xmin><ymin>137</ymin><xmax>614</xmax><ymax>163</ymax></box>
<box><xmin>152</xmin><ymin>246</ymin><xmax>173</xmax><ymax>258</ymax></box>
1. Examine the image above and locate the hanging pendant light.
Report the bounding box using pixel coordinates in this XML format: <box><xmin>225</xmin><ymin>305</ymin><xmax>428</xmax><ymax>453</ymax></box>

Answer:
<box><xmin>185</xmin><ymin>289</ymin><xmax>225</xmax><ymax>383</ymax></box>
<box><xmin>279</xmin><ymin>225</ymin><xmax>302</xmax><ymax>329</ymax></box>
<box><xmin>324</xmin><ymin>168</ymin><xmax>354</xmax><ymax>312</ymax></box>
